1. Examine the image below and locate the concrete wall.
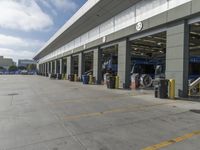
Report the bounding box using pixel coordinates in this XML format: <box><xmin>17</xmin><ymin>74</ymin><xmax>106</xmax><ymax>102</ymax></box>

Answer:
<box><xmin>93</xmin><ymin>48</ymin><xmax>102</xmax><ymax>84</ymax></box>
<box><xmin>166</xmin><ymin>21</ymin><xmax>189</xmax><ymax>97</ymax></box>
<box><xmin>59</xmin><ymin>59</ymin><xmax>62</xmax><ymax>74</ymax></box>
<box><xmin>50</xmin><ymin>62</ymin><xmax>53</xmax><ymax>74</ymax></box>
<box><xmin>117</xmin><ymin>39</ymin><xmax>131</xmax><ymax>88</ymax></box>
<box><xmin>78</xmin><ymin>53</ymin><xmax>83</xmax><ymax>78</ymax></box>
<box><xmin>39</xmin><ymin>1</ymin><xmax>200</xmax><ymax>65</ymax></box>
<box><xmin>54</xmin><ymin>60</ymin><xmax>58</xmax><ymax>74</ymax></box>
<box><xmin>65</xmin><ymin>1</ymin><xmax>196</xmax><ymax>56</ymax></box>
<box><xmin>67</xmin><ymin>56</ymin><xmax>71</xmax><ymax>76</ymax></box>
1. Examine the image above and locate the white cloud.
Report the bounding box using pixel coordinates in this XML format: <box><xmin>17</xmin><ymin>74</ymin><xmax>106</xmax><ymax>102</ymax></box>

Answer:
<box><xmin>37</xmin><ymin>0</ymin><xmax>78</xmax><ymax>12</ymax></box>
<box><xmin>50</xmin><ymin>0</ymin><xmax>78</xmax><ymax>11</ymax></box>
<box><xmin>0</xmin><ymin>34</ymin><xmax>44</xmax><ymax>62</ymax></box>
<box><xmin>0</xmin><ymin>0</ymin><xmax>53</xmax><ymax>31</ymax></box>
<box><xmin>0</xmin><ymin>34</ymin><xmax>44</xmax><ymax>50</ymax></box>
<box><xmin>37</xmin><ymin>0</ymin><xmax>58</xmax><ymax>16</ymax></box>
<box><xmin>0</xmin><ymin>48</ymin><xmax>35</xmax><ymax>63</ymax></box>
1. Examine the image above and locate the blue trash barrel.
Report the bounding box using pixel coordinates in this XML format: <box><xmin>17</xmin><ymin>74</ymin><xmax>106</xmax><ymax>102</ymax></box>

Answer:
<box><xmin>82</xmin><ymin>75</ymin><xmax>89</xmax><ymax>84</ymax></box>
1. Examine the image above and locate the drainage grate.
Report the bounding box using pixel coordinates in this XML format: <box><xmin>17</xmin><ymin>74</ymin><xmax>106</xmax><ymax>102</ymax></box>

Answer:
<box><xmin>190</xmin><ymin>109</ymin><xmax>200</xmax><ymax>114</ymax></box>
<box><xmin>8</xmin><ymin>93</ymin><xmax>19</xmax><ymax>96</ymax></box>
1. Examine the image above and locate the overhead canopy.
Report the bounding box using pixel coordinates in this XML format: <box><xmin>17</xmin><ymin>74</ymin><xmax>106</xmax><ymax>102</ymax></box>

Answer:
<box><xmin>34</xmin><ymin>0</ymin><xmax>140</xmax><ymax>60</ymax></box>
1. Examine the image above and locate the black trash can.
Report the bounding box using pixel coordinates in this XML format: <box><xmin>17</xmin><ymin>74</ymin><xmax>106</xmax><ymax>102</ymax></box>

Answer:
<box><xmin>53</xmin><ymin>74</ymin><xmax>57</xmax><ymax>79</ymax></box>
<box><xmin>50</xmin><ymin>74</ymin><xmax>55</xmax><ymax>79</ymax></box>
<box><xmin>107</xmin><ymin>76</ymin><xmax>115</xmax><ymax>89</ymax></box>
<box><xmin>57</xmin><ymin>74</ymin><xmax>62</xmax><ymax>80</ymax></box>
<box><xmin>158</xmin><ymin>79</ymin><xmax>169</xmax><ymax>98</ymax></box>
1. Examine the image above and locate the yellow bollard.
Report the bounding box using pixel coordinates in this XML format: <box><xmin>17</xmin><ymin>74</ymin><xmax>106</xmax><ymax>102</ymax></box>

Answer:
<box><xmin>74</xmin><ymin>74</ymin><xmax>78</xmax><ymax>82</ymax></box>
<box><xmin>89</xmin><ymin>75</ymin><xmax>93</xmax><ymax>84</ymax></box>
<box><xmin>169</xmin><ymin>79</ymin><xmax>175</xmax><ymax>99</ymax></box>
<box><xmin>188</xmin><ymin>89</ymin><xmax>191</xmax><ymax>96</ymax></box>
<box><xmin>115</xmin><ymin>76</ymin><xmax>119</xmax><ymax>89</ymax></box>
<box><xmin>63</xmin><ymin>74</ymin><xmax>66</xmax><ymax>80</ymax></box>
<box><xmin>62</xmin><ymin>74</ymin><xmax>65</xmax><ymax>80</ymax></box>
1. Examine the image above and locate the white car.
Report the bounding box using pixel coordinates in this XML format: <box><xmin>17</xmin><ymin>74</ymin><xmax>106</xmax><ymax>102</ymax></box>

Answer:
<box><xmin>21</xmin><ymin>70</ymin><xmax>28</xmax><ymax>75</ymax></box>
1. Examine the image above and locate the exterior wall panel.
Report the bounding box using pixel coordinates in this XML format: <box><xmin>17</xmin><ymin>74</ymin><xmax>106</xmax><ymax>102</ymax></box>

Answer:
<box><xmin>192</xmin><ymin>0</ymin><xmax>200</xmax><ymax>14</ymax></box>
<box><xmin>166</xmin><ymin>22</ymin><xmax>189</xmax><ymax>97</ymax></box>
<box><xmin>37</xmin><ymin>0</ymin><xmax>194</xmax><ymax>64</ymax></box>
<box><xmin>167</xmin><ymin>2</ymin><xmax>192</xmax><ymax>22</ymax></box>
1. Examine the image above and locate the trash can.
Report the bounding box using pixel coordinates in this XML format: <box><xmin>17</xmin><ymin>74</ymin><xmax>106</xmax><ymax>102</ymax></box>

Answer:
<box><xmin>50</xmin><ymin>74</ymin><xmax>56</xmax><ymax>79</ymax></box>
<box><xmin>82</xmin><ymin>75</ymin><xmax>89</xmax><ymax>84</ymax></box>
<box><xmin>107</xmin><ymin>76</ymin><xmax>115</xmax><ymax>89</ymax></box>
<box><xmin>158</xmin><ymin>79</ymin><xmax>169</xmax><ymax>98</ymax></box>
<box><xmin>68</xmin><ymin>74</ymin><xmax>74</xmax><ymax>81</ymax></box>
<box><xmin>53</xmin><ymin>74</ymin><xmax>57</xmax><ymax>79</ymax></box>
<box><xmin>57</xmin><ymin>74</ymin><xmax>62</xmax><ymax>80</ymax></box>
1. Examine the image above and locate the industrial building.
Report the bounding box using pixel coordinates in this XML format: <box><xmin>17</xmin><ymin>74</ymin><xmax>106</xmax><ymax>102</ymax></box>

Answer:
<box><xmin>18</xmin><ymin>59</ymin><xmax>36</xmax><ymax>67</ymax></box>
<box><xmin>0</xmin><ymin>56</ymin><xmax>15</xmax><ymax>69</ymax></box>
<box><xmin>34</xmin><ymin>0</ymin><xmax>200</xmax><ymax>98</ymax></box>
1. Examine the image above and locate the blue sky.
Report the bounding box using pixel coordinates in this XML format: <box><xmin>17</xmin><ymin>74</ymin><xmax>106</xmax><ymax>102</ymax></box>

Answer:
<box><xmin>0</xmin><ymin>0</ymin><xmax>86</xmax><ymax>63</ymax></box>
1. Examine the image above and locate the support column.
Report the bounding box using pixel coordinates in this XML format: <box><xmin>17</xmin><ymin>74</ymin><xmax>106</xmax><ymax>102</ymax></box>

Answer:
<box><xmin>42</xmin><ymin>64</ymin><xmax>44</xmax><ymax>74</ymax></box>
<box><xmin>46</xmin><ymin>63</ymin><xmax>48</xmax><ymax>75</ymax></box>
<box><xmin>118</xmin><ymin>39</ymin><xmax>131</xmax><ymax>89</ymax></box>
<box><xmin>93</xmin><ymin>48</ymin><xmax>102</xmax><ymax>84</ymax></box>
<box><xmin>54</xmin><ymin>60</ymin><xmax>57</xmax><ymax>74</ymax></box>
<box><xmin>50</xmin><ymin>61</ymin><xmax>53</xmax><ymax>74</ymax></box>
<box><xmin>39</xmin><ymin>64</ymin><xmax>41</xmax><ymax>74</ymax></box>
<box><xmin>60</xmin><ymin>59</ymin><xmax>62</xmax><ymax>74</ymax></box>
<box><xmin>62</xmin><ymin>58</ymin><xmax>67</xmax><ymax>74</ymax></box>
<box><xmin>44</xmin><ymin>63</ymin><xmax>46</xmax><ymax>75</ymax></box>
<box><xmin>40</xmin><ymin>64</ymin><xmax>42</xmax><ymax>74</ymax></box>
<box><xmin>78</xmin><ymin>53</ymin><xmax>83</xmax><ymax>79</ymax></box>
<box><xmin>48</xmin><ymin>62</ymin><xmax>51</xmax><ymax>74</ymax></box>
<box><xmin>43</xmin><ymin>63</ymin><xmax>45</xmax><ymax>75</ymax></box>
<box><xmin>166</xmin><ymin>21</ymin><xmax>189</xmax><ymax>97</ymax></box>
<box><xmin>67</xmin><ymin>56</ymin><xmax>72</xmax><ymax>77</ymax></box>
<box><xmin>44</xmin><ymin>63</ymin><xmax>47</xmax><ymax>76</ymax></box>
<box><xmin>47</xmin><ymin>62</ymin><xmax>49</xmax><ymax>74</ymax></box>
<box><xmin>36</xmin><ymin>63</ymin><xmax>39</xmax><ymax>74</ymax></box>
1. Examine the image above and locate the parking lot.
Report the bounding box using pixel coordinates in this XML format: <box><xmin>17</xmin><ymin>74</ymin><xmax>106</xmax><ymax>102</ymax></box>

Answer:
<box><xmin>0</xmin><ymin>75</ymin><xmax>200</xmax><ymax>150</ymax></box>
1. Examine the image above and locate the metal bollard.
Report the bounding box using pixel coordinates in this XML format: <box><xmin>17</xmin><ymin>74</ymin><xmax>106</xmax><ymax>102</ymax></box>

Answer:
<box><xmin>89</xmin><ymin>75</ymin><xmax>93</xmax><ymax>84</ymax></box>
<box><xmin>169</xmin><ymin>79</ymin><xmax>175</xmax><ymax>99</ymax></box>
<box><xmin>74</xmin><ymin>74</ymin><xmax>78</xmax><ymax>82</ymax></box>
<box><xmin>115</xmin><ymin>76</ymin><xmax>119</xmax><ymax>89</ymax></box>
<box><xmin>62</xmin><ymin>74</ymin><xmax>66</xmax><ymax>80</ymax></box>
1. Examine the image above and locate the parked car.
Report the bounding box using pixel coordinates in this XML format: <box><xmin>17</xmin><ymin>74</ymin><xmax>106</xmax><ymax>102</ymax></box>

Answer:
<box><xmin>21</xmin><ymin>70</ymin><xmax>28</xmax><ymax>75</ymax></box>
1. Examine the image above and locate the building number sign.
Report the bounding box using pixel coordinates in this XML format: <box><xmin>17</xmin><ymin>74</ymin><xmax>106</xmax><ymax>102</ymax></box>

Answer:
<box><xmin>136</xmin><ymin>22</ymin><xmax>143</xmax><ymax>31</ymax></box>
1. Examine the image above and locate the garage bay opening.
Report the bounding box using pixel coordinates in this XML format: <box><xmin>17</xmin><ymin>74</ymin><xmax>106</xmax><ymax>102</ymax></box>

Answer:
<box><xmin>129</xmin><ymin>32</ymin><xmax>166</xmax><ymax>91</ymax></box>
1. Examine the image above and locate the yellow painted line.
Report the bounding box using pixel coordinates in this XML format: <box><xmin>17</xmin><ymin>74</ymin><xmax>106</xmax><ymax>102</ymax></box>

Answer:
<box><xmin>142</xmin><ymin>130</ymin><xmax>200</xmax><ymax>150</ymax></box>
<box><xmin>63</xmin><ymin>102</ymin><xmax>176</xmax><ymax>121</ymax></box>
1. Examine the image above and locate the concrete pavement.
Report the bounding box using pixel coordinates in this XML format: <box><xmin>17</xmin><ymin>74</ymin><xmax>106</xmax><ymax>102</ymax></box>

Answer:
<box><xmin>0</xmin><ymin>75</ymin><xmax>200</xmax><ymax>150</ymax></box>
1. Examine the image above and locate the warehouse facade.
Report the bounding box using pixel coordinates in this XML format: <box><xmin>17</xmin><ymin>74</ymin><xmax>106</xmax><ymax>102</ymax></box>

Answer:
<box><xmin>34</xmin><ymin>0</ymin><xmax>200</xmax><ymax>98</ymax></box>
